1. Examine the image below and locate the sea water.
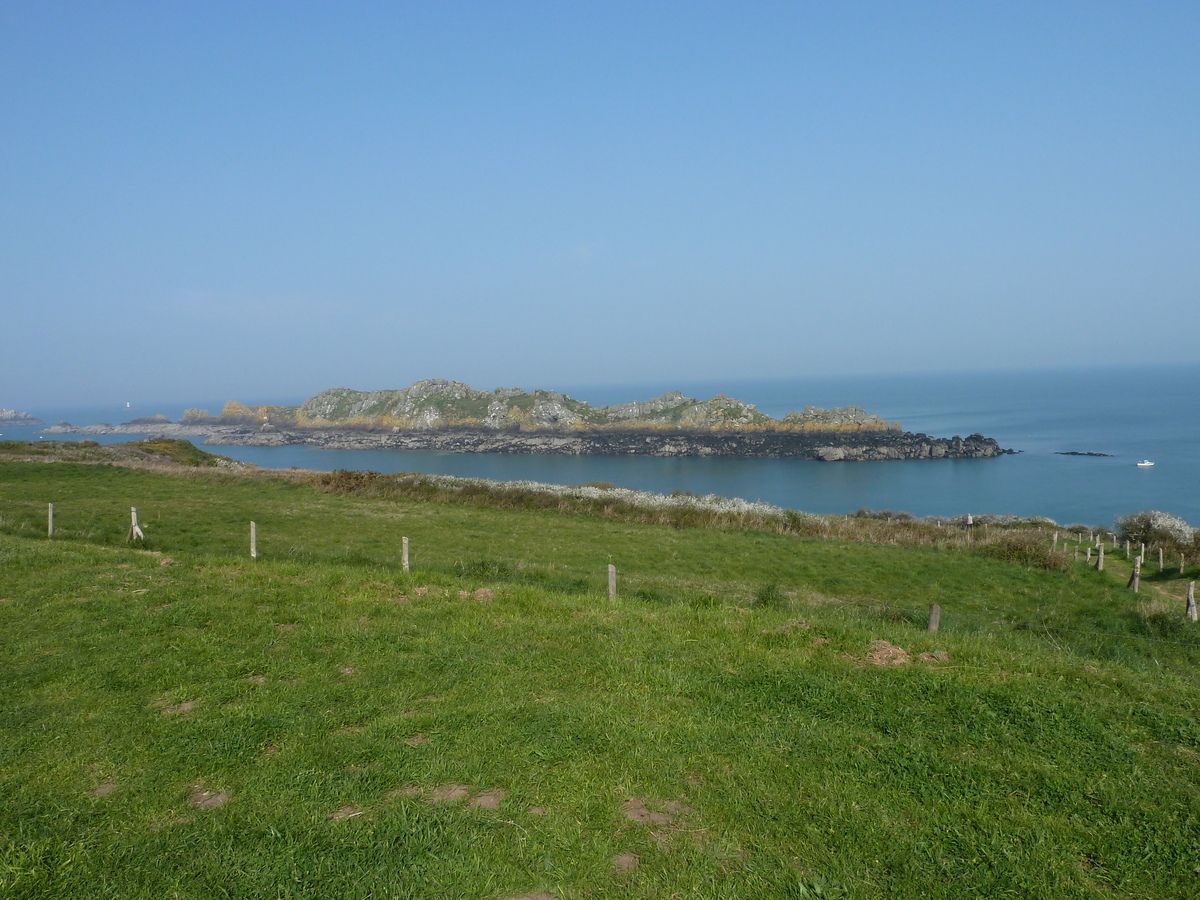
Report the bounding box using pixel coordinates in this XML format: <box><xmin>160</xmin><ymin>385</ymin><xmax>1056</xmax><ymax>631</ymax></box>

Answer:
<box><xmin>5</xmin><ymin>364</ymin><xmax>1197</xmax><ymax>527</ymax></box>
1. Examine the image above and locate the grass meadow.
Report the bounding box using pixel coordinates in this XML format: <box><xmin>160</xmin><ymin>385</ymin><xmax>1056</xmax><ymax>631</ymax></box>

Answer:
<box><xmin>1</xmin><ymin>448</ymin><xmax>1199</xmax><ymax>898</ymax></box>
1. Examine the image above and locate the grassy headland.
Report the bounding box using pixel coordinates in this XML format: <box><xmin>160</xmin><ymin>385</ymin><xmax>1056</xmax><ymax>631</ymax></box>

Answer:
<box><xmin>1</xmin><ymin>442</ymin><xmax>1198</xmax><ymax>899</ymax></box>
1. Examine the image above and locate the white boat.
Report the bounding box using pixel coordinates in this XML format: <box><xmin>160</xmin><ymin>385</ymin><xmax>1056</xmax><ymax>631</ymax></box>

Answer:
<box><xmin>1136</xmin><ymin>459</ymin><xmax>1155</xmax><ymax>467</ymax></box>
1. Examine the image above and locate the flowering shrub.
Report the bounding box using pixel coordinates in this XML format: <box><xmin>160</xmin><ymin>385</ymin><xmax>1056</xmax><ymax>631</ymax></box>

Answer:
<box><xmin>1115</xmin><ymin>510</ymin><xmax>1194</xmax><ymax>547</ymax></box>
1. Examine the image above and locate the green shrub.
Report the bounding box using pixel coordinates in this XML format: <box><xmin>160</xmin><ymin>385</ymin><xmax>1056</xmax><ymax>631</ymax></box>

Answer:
<box><xmin>978</xmin><ymin>534</ymin><xmax>1068</xmax><ymax>570</ymax></box>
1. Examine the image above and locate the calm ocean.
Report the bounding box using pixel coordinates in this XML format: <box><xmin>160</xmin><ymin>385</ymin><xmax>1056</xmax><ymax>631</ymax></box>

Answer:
<box><xmin>6</xmin><ymin>364</ymin><xmax>1198</xmax><ymax>528</ymax></box>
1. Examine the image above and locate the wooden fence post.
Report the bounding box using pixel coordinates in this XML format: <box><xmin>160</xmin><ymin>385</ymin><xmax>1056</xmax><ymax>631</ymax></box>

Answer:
<box><xmin>1187</xmin><ymin>582</ymin><xmax>1197</xmax><ymax>622</ymax></box>
<box><xmin>1128</xmin><ymin>559</ymin><xmax>1141</xmax><ymax>593</ymax></box>
<box><xmin>927</xmin><ymin>604</ymin><xmax>940</xmax><ymax>633</ymax></box>
<box><xmin>128</xmin><ymin>507</ymin><xmax>144</xmax><ymax>542</ymax></box>
<box><xmin>1158</xmin><ymin>547</ymin><xmax>1164</xmax><ymax>573</ymax></box>
<box><xmin>402</xmin><ymin>536</ymin><xmax>410</xmax><ymax>573</ymax></box>
<box><xmin>48</xmin><ymin>503</ymin><xmax>54</xmax><ymax>538</ymax></box>
<box><xmin>608</xmin><ymin>564</ymin><xmax>617</xmax><ymax>601</ymax></box>
<box><xmin>250</xmin><ymin>521</ymin><xmax>257</xmax><ymax>559</ymax></box>
<box><xmin>1052</xmin><ymin>533</ymin><xmax>1058</xmax><ymax>551</ymax></box>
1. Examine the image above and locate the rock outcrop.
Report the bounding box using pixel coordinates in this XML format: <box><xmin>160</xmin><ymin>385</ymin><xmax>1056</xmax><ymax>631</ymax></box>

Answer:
<box><xmin>0</xmin><ymin>408</ymin><xmax>44</xmax><ymax>427</ymax></box>
<box><xmin>197</xmin><ymin>379</ymin><xmax>904</xmax><ymax>435</ymax></box>
<box><xmin>39</xmin><ymin>380</ymin><xmax>1013</xmax><ymax>460</ymax></box>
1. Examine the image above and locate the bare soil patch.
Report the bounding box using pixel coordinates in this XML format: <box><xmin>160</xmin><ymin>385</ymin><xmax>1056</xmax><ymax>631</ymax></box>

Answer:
<box><xmin>467</xmin><ymin>789</ymin><xmax>506</xmax><ymax>810</ymax></box>
<box><xmin>405</xmin><ymin>733</ymin><xmax>429</xmax><ymax>746</ymax></box>
<box><xmin>246</xmin><ymin>675</ymin><xmax>267</xmax><ymax>684</ymax></box>
<box><xmin>338</xmin><ymin>665</ymin><xmax>356</xmax><ymax>676</ymax></box>
<box><xmin>611</xmin><ymin>852</ymin><xmax>640</xmax><ymax>874</ymax></box>
<box><xmin>158</xmin><ymin>700</ymin><xmax>197</xmax><ymax>715</ymax></box>
<box><xmin>430</xmin><ymin>783</ymin><xmax>471</xmax><ymax>803</ymax></box>
<box><xmin>864</xmin><ymin>640</ymin><xmax>911</xmax><ymax>666</ymax></box>
<box><xmin>189</xmin><ymin>785</ymin><xmax>229</xmax><ymax>810</ymax></box>
<box><xmin>918</xmin><ymin>650</ymin><xmax>952</xmax><ymax>663</ymax></box>
<box><xmin>91</xmin><ymin>782</ymin><xmax>117</xmax><ymax>797</ymax></box>
<box><xmin>621</xmin><ymin>797</ymin><xmax>691</xmax><ymax>826</ymax></box>
<box><xmin>528</xmin><ymin>805</ymin><xmax>547</xmax><ymax>815</ymax></box>
<box><xmin>276</xmin><ymin>623</ymin><xmax>298</xmax><ymax>632</ymax></box>
<box><xmin>330</xmin><ymin>805</ymin><xmax>364</xmax><ymax>820</ymax></box>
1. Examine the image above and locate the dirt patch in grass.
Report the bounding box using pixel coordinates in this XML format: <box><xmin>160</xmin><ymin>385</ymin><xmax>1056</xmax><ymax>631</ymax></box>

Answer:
<box><xmin>918</xmin><ymin>650</ymin><xmax>952</xmax><ymax>663</ymax></box>
<box><xmin>246</xmin><ymin>675</ymin><xmax>267</xmax><ymax>684</ymax></box>
<box><xmin>611</xmin><ymin>852</ymin><xmax>640</xmax><ymax>874</ymax></box>
<box><xmin>622</xmin><ymin>797</ymin><xmax>691</xmax><ymax>826</ymax></box>
<box><xmin>430</xmin><ymin>784</ymin><xmax>471</xmax><ymax>803</ymax></box>
<box><xmin>189</xmin><ymin>785</ymin><xmax>229</xmax><ymax>810</ymax></box>
<box><xmin>457</xmin><ymin>588</ymin><xmax>495</xmax><ymax>600</ymax></box>
<box><xmin>91</xmin><ymin>782</ymin><xmax>117</xmax><ymax>797</ymax></box>
<box><xmin>467</xmin><ymin>789</ymin><xmax>506</xmax><ymax>810</ymax></box>
<box><xmin>157</xmin><ymin>699</ymin><xmax>197</xmax><ymax>715</ymax></box>
<box><xmin>338</xmin><ymin>665</ymin><xmax>356</xmax><ymax>676</ymax></box>
<box><xmin>330</xmin><ymin>805</ymin><xmax>364</xmax><ymax>820</ymax></box>
<box><xmin>405</xmin><ymin>733</ymin><xmax>429</xmax><ymax>746</ymax></box>
<box><xmin>864</xmin><ymin>640</ymin><xmax>911</xmax><ymax>666</ymax></box>
<box><xmin>622</xmin><ymin>797</ymin><xmax>694</xmax><ymax>847</ymax></box>
<box><xmin>528</xmin><ymin>805</ymin><xmax>547</xmax><ymax>815</ymax></box>
<box><xmin>393</xmin><ymin>784</ymin><xmax>506</xmax><ymax>809</ymax></box>
<box><xmin>276</xmin><ymin>623</ymin><xmax>298</xmax><ymax>632</ymax></box>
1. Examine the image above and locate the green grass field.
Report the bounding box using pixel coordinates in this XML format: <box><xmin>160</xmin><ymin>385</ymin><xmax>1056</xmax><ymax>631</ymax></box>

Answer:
<box><xmin>2</xmin><ymin>448</ymin><xmax>1199</xmax><ymax>898</ymax></box>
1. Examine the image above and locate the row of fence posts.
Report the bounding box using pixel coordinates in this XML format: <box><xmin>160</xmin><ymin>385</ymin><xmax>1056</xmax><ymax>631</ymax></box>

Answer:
<box><xmin>40</xmin><ymin>503</ymin><xmax>1197</xmax><ymax>624</ymax></box>
<box><xmin>1053</xmin><ymin>528</ymin><xmax>1197</xmax><ymax>622</ymax></box>
<box><xmin>44</xmin><ymin>503</ymin><xmax>618</xmax><ymax>594</ymax></box>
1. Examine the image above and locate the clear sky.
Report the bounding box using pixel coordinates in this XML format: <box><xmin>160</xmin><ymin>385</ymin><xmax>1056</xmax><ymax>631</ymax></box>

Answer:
<box><xmin>2</xmin><ymin>1</ymin><xmax>1198</xmax><ymax>410</ymax></box>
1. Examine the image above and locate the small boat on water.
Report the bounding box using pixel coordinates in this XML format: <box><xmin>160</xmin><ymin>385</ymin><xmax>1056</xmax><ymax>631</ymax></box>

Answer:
<box><xmin>1136</xmin><ymin>459</ymin><xmax>1155</xmax><ymax>467</ymax></box>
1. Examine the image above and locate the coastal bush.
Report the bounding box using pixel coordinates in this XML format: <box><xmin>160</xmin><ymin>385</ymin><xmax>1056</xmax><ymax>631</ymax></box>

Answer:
<box><xmin>977</xmin><ymin>533</ymin><xmax>1069</xmax><ymax>571</ymax></box>
<box><xmin>1115</xmin><ymin>510</ymin><xmax>1194</xmax><ymax>547</ymax></box>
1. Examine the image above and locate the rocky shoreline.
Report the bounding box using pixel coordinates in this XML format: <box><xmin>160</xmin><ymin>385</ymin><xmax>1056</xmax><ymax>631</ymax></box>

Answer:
<box><xmin>43</xmin><ymin>422</ymin><xmax>1013</xmax><ymax>461</ymax></box>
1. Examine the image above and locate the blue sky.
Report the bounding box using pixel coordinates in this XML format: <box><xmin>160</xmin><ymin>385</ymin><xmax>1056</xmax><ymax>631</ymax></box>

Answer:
<box><xmin>2</xmin><ymin>1</ymin><xmax>1198</xmax><ymax>410</ymax></box>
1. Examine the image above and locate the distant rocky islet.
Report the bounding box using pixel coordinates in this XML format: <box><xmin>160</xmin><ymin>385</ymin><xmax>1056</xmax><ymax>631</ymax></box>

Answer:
<box><xmin>41</xmin><ymin>379</ymin><xmax>1013</xmax><ymax>461</ymax></box>
<box><xmin>0</xmin><ymin>408</ymin><xmax>44</xmax><ymax>427</ymax></box>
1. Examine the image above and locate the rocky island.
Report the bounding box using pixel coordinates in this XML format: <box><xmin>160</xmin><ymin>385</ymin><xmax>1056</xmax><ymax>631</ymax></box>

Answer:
<box><xmin>0</xmin><ymin>408</ymin><xmax>45</xmax><ymax>427</ymax></box>
<box><xmin>44</xmin><ymin>379</ymin><xmax>1013</xmax><ymax>461</ymax></box>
